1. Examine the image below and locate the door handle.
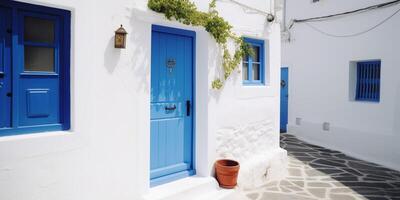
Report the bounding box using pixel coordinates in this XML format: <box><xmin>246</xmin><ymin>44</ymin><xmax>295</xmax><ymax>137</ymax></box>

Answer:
<box><xmin>6</xmin><ymin>92</ymin><xmax>12</xmax><ymax>97</ymax></box>
<box><xmin>186</xmin><ymin>100</ymin><xmax>190</xmax><ymax>116</ymax></box>
<box><xmin>165</xmin><ymin>105</ymin><xmax>176</xmax><ymax>111</ymax></box>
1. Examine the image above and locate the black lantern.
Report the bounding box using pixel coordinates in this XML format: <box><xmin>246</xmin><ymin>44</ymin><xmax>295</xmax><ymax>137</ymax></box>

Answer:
<box><xmin>115</xmin><ymin>25</ymin><xmax>127</xmax><ymax>48</ymax></box>
<box><xmin>267</xmin><ymin>14</ymin><xmax>275</xmax><ymax>22</ymax></box>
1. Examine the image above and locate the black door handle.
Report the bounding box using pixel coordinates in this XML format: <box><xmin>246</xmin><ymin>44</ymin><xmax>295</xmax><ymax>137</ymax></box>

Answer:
<box><xmin>6</xmin><ymin>92</ymin><xmax>12</xmax><ymax>97</ymax></box>
<box><xmin>186</xmin><ymin>100</ymin><xmax>190</xmax><ymax>116</ymax></box>
<box><xmin>165</xmin><ymin>105</ymin><xmax>176</xmax><ymax>111</ymax></box>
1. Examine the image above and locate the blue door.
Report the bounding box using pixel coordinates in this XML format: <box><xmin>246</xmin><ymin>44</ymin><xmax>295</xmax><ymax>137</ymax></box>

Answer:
<box><xmin>17</xmin><ymin>12</ymin><xmax>62</xmax><ymax>127</ymax></box>
<box><xmin>150</xmin><ymin>25</ymin><xmax>195</xmax><ymax>186</ymax></box>
<box><xmin>0</xmin><ymin>1</ymin><xmax>70</xmax><ymax>136</ymax></box>
<box><xmin>280</xmin><ymin>68</ymin><xmax>289</xmax><ymax>133</ymax></box>
<box><xmin>0</xmin><ymin>6</ymin><xmax>12</xmax><ymax>128</ymax></box>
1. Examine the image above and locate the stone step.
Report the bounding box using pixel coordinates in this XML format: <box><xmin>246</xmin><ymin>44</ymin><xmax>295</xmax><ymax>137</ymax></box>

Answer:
<box><xmin>196</xmin><ymin>188</ymin><xmax>247</xmax><ymax>200</ymax></box>
<box><xmin>143</xmin><ymin>176</ymin><xmax>231</xmax><ymax>200</ymax></box>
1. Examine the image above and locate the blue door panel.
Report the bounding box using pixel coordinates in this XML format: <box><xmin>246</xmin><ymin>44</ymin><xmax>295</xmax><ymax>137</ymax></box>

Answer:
<box><xmin>150</xmin><ymin>118</ymin><xmax>186</xmax><ymax>179</ymax></box>
<box><xmin>151</xmin><ymin>33</ymin><xmax>186</xmax><ymax>103</ymax></box>
<box><xmin>280</xmin><ymin>68</ymin><xmax>288</xmax><ymax>133</ymax></box>
<box><xmin>18</xmin><ymin>79</ymin><xmax>60</xmax><ymax>126</ymax></box>
<box><xmin>26</xmin><ymin>89</ymin><xmax>50</xmax><ymax>117</ymax></box>
<box><xmin>151</xmin><ymin>163</ymin><xmax>190</xmax><ymax>179</ymax></box>
<box><xmin>150</xmin><ymin>25</ymin><xmax>194</xmax><ymax>185</ymax></box>
<box><xmin>0</xmin><ymin>6</ymin><xmax>12</xmax><ymax>128</ymax></box>
<box><xmin>151</xmin><ymin>102</ymin><xmax>184</xmax><ymax>119</ymax></box>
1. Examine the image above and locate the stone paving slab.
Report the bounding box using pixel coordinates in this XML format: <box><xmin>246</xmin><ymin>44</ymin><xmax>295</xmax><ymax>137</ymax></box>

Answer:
<box><xmin>241</xmin><ymin>134</ymin><xmax>400</xmax><ymax>200</ymax></box>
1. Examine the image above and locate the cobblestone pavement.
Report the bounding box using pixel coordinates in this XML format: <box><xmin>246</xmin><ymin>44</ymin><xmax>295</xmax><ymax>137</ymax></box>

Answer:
<box><xmin>242</xmin><ymin>134</ymin><xmax>400</xmax><ymax>200</ymax></box>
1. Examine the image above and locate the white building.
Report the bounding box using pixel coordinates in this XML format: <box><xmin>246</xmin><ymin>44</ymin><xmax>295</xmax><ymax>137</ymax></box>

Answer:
<box><xmin>282</xmin><ymin>0</ymin><xmax>400</xmax><ymax>171</ymax></box>
<box><xmin>0</xmin><ymin>0</ymin><xmax>285</xmax><ymax>199</ymax></box>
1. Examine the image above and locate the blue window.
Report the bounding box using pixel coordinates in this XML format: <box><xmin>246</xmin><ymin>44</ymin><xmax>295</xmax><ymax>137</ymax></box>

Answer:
<box><xmin>0</xmin><ymin>1</ymin><xmax>70</xmax><ymax>136</ymax></box>
<box><xmin>355</xmin><ymin>60</ymin><xmax>381</xmax><ymax>102</ymax></box>
<box><xmin>242</xmin><ymin>38</ymin><xmax>265</xmax><ymax>85</ymax></box>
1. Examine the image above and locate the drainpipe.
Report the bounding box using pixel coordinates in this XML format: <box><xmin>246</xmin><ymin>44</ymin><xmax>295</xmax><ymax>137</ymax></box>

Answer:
<box><xmin>270</xmin><ymin>0</ymin><xmax>274</xmax><ymax>15</ymax></box>
<box><xmin>283</xmin><ymin>0</ymin><xmax>287</xmax><ymax>31</ymax></box>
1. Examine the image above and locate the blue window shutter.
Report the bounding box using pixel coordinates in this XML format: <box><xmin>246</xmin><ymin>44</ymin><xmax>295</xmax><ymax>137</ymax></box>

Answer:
<box><xmin>356</xmin><ymin>61</ymin><xmax>380</xmax><ymax>102</ymax></box>
<box><xmin>0</xmin><ymin>0</ymin><xmax>70</xmax><ymax>136</ymax></box>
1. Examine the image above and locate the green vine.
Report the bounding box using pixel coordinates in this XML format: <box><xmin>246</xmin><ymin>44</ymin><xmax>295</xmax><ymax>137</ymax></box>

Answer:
<box><xmin>148</xmin><ymin>0</ymin><xmax>253</xmax><ymax>90</ymax></box>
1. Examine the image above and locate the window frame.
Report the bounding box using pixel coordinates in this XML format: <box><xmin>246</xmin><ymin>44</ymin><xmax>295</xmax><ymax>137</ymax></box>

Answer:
<box><xmin>20</xmin><ymin>11</ymin><xmax>60</xmax><ymax>75</ymax></box>
<box><xmin>0</xmin><ymin>0</ymin><xmax>71</xmax><ymax>136</ymax></box>
<box><xmin>242</xmin><ymin>37</ymin><xmax>265</xmax><ymax>85</ymax></box>
<box><xmin>355</xmin><ymin>60</ymin><xmax>381</xmax><ymax>103</ymax></box>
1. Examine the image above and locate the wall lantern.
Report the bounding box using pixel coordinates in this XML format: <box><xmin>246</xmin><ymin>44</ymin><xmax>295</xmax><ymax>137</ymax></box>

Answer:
<box><xmin>115</xmin><ymin>25</ymin><xmax>127</xmax><ymax>48</ymax></box>
<box><xmin>266</xmin><ymin>14</ymin><xmax>275</xmax><ymax>22</ymax></box>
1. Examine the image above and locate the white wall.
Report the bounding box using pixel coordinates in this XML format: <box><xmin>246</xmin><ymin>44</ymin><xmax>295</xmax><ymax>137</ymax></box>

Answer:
<box><xmin>282</xmin><ymin>0</ymin><xmax>400</xmax><ymax>170</ymax></box>
<box><xmin>0</xmin><ymin>0</ymin><xmax>283</xmax><ymax>199</ymax></box>
<box><xmin>202</xmin><ymin>0</ymin><xmax>286</xmax><ymax>189</ymax></box>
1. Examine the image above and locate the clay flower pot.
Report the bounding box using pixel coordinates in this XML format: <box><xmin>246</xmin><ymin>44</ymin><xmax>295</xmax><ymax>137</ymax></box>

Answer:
<box><xmin>215</xmin><ymin>159</ymin><xmax>240</xmax><ymax>189</ymax></box>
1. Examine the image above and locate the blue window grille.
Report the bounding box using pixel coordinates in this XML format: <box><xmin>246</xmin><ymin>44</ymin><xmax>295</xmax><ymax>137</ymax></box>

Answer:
<box><xmin>242</xmin><ymin>38</ymin><xmax>265</xmax><ymax>85</ymax></box>
<box><xmin>355</xmin><ymin>61</ymin><xmax>381</xmax><ymax>102</ymax></box>
<box><xmin>0</xmin><ymin>1</ymin><xmax>70</xmax><ymax>136</ymax></box>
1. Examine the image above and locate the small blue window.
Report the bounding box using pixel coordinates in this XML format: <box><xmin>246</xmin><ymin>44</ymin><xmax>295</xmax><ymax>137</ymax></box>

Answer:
<box><xmin>242</xmin><ymin>38</ymin><xmax>265</xmax><ymax>85</ymax></box>
<box><xmin>355</xmin><ymin>60</ymin><xmax>381</xmax><ymax>102</ymax></box>
<box><xmin>0</xmin><ymin>1</ymin><xmax>70</xmax><ymax>136</ymax></box>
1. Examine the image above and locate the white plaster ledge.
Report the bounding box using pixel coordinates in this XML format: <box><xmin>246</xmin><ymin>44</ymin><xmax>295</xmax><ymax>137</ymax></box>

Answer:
<box><xmin>142</xmin><ymin>176</ymin><xmax>235</xmax><ymax>200</ymax></box>
<box><xmin>238</xmin><ymin>147</ymin><xmax>288</xmax><ymax>189</ymax></box>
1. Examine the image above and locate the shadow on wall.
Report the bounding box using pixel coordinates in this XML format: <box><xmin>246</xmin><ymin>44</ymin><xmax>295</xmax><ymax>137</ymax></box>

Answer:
<box><xmin>101</xmin><ymin>6</ymin><xmax>151</xmax><ymax>93</ymax></box>
<box><xmin>128</xmin><ymin>12</ymin><xmax>151</xmax><ymax>93</ymax></box>
<box><xmin>208</xmin><ymin>39</ymin><xmax>243</xmax><ymax>102</ymax></box>
<box><xmin>104</xmin><ymin>37</ymin><xmax>121</xmax><ymax>74</ymax></box>
<box><xmin>395</xmin><ymin>82</ymin><xmax>400</xmax><ymax>132</ymax></box>
<box><xmin>208</xmin><ymin>37</ymin><xmax>223</xmax><ymax>102</ymax></box>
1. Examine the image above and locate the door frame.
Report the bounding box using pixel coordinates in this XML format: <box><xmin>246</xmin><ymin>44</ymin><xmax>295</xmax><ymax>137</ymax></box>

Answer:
<box><xmin>0</xmin><ymin>6</ymin><xmax>12</xmax><ymax>129</ymax></box>
<box><xmin>280</xmin><ymin>67</ymin><xmax>289</xmax><ymax>133</ymax></box>
<box><xmin>150</xmin><ymin>24</ymin><xmax>196</xmax><ymax>187</ymax></box>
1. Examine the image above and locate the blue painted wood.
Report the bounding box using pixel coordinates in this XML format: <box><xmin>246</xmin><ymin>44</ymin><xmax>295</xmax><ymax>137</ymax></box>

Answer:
<box><xmin>0</xmin><ymin>0</ymin><xmax>71</xmax><ymax>136</ymax></box>
<box><xmin>243</xmin><ymin>37</ymin><xmax>265</xmax><ymax>85</ymax></box>
<box><xmin>0</xmin><ymin>6</ymin><xmax>12</xmax><ymax>128</ymax></box>
<box><xmin>17</xmin><ymin>10</ymin><xmax>60</xmax><ymax>127</ymax></box>
<box><xmin>280</xmin><ymin>68</ymin><xmax>289</xmax><ymax>133</ymax></box>
<box><xmin>355</xmin><ymin>61</ymin><xmax>380</xmax><ymax>102</ymax></box>
<box><xmin>150</xmin><ymin>25</ymin><xmax>195</xmax><ymax>186</ymax></box>
<box><xmin>150</xmin><ymin>169</ymin><xmax>195</xmax><ymax>187</ymax></box>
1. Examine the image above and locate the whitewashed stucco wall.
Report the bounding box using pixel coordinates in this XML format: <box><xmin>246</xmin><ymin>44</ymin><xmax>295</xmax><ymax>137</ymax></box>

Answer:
<box><xmin>282</xmin><ymin>0</ymin><xmax>400</xmax><ymax>170</ymax></box>
<box><xmin>0</xmin><ymin>0</ymin><xmax>283</xmax><ymax>199</ymax></box>
<box><xmin>208</xmin><ymin>2</ymin><xmax>286</xmax><ymax>188</ymax></box>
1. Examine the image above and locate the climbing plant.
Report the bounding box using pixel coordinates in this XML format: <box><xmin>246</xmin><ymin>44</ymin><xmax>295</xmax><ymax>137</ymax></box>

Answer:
<box><xmin>148</xmin><ymin>0</ymin><xmax>253</xmax><ymax>89</ymax></box>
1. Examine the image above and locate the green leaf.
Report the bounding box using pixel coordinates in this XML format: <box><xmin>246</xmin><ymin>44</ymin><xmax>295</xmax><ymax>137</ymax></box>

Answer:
<box><xmin>148</xmin><ymin>0</ymin><xmax>249</xmax><ymax>90</ymax></box>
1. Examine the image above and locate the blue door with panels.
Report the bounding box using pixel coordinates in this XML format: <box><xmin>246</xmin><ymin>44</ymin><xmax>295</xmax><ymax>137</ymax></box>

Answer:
<box><xmin>150</xmin><ymin>25</ymin><xmax>195</xmax><ymax>186</ymax></box>
<box><xmin>0</xmin><ymin>6</ymin><xmax>12</xmax><ymax>128</ymax></box>
<box><xmin>280</xmin><ymin>68</ymin><xmax>289</xmax><ymax>133</ymax></box>
<box><xmin>17</xmin><ymin>11</ymin><xmax>62</xmax><ymax>127</ymax></box>
<box><xmin>0</xmin><ymin>1</ymin><xmax>70</xmax><ymax>136</ymax></box>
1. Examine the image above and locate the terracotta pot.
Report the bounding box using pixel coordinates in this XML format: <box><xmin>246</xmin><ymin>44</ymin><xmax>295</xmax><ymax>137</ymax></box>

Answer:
<box><xmin>215</xmin><ymin>159</ymin><xmax>240</xmax><ymax>189</ymax></box>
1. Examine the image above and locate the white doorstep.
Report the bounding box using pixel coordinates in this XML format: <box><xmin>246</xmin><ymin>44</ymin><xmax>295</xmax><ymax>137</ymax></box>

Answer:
<box><xmin>142</xmin><ymin>176</ymin><xmax>239</xmax><ymax>200</ymax></box>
